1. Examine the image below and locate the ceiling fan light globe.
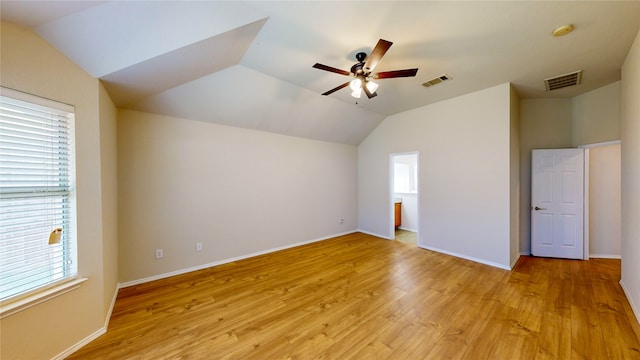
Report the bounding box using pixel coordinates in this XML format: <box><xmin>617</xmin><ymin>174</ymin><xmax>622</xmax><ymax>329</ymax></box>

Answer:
<box><xmin>351</xmin><ymin>88</ymin><xmax>362</xmax><ymax>98</ymax></box>
<box><xmin>349</xmin><ymin>78</ymin><xmax>362</xmax><ymax>91</ymax></box>
<box><xmin>366</xmin><ymin>81</ymin><xmax>379</xmax><ymax>93</ymax></box>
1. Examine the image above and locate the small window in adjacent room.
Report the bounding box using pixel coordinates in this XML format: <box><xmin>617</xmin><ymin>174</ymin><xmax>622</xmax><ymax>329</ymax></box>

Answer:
<box><xmin>394</xmin><ymin>163</ymin><xmax>411</xmax><ymax>193</ymax></box>
<box><xmin>393</xmin><ymin>156</ymin><xmax>418</xmax><ymax>194</ymax></box>
<box><xmin>0</xmin><ymin>87</ymin><xmax>78</xmax><ymax>304</ymax></box>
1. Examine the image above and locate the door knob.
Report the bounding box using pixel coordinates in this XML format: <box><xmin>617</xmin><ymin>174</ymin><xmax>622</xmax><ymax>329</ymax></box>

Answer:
<box><xmin>534</xmin><ymin>206</ymin><xmax>547</xmax><ymax>211</ymax></box>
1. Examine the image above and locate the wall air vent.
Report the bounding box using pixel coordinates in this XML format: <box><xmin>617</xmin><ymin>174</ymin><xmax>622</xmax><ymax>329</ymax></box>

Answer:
<box><xmin>422</xmin><ymin>74</ymin><xmax>452</xmax><ymax>87</ymax></box>
<box><xmin>544</xmin><ymin>70</ymin><xmax>583</xmax><ymax>91</ymax></box>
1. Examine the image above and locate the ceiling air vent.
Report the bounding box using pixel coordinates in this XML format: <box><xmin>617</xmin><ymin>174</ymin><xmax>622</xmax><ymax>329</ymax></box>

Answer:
<box><xmin>544</xmin><ymin>70</ymin><xmax>583</xmax><ymax>91</ymax></box>
<box><xmin>422</xmin><ymin>74</ymin><xmax>452</xmax><ymax>87</ymax></box>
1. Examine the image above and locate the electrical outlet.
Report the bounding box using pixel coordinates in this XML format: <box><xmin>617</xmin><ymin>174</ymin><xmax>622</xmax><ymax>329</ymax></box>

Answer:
<box><xmin>196</xmin><ymin>242</ymin><xmax>203</xmax><ymax>252</ymax></box>
<box><xmin>155</xmin><ymin>249</ymin><xmax>163</xmax><ymax>259</ymax></box>
<box><xmin>339</xmin><ymin>218</ymin><xmax>344</xmax><ymax>224</ymax></box>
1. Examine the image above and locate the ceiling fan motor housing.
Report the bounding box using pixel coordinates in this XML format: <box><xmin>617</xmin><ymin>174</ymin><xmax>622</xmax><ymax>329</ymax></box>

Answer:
<box><xmin>351</xmin><ymin>63</ymin><xmax>364</xmax><ymax>75</ymax></box>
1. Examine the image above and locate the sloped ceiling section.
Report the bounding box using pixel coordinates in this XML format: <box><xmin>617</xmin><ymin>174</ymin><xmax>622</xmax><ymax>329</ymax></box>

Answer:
<box><xmin>34</xmin><ymin>1</ymin><xmax>268</xmax><ymax>77</ymax></box>
<box><xmin>101</xmin><ymin>19</ymin><xmax>267</xmax><ymax>107</ymax></box>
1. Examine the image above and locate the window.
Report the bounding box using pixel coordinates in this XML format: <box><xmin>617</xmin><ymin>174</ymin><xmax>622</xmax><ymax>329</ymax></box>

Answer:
<box><xmin>0</xmin><ymin>87</ymin><xmax>77</xmax><ymax>303</ymax></box>
<box><xmin>394</xmin><ymin>163</ymin><xmax>411</xmax><ymax>193</ymax></box>
<box><xmin>393</xmin><ymin>156</ymin><xmax>418</xmax><ymax>194</ymax></box>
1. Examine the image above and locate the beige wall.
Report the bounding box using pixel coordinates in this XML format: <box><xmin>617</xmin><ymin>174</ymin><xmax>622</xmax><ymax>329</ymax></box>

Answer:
<box><xmin>572</xmin><ymin>81</ymin><xmax>621</xmax><ymax>147</ymax></box>
<box><xmin>358</xmin><ymin>83</ymin><xmax>515</xmax><ymax>269</ymax></box>
<box><xmin>519</xmin><ymin>99</ymin><xmax>573</xmax><ymax>254</ymax></box>
<box><xmin>588</xmin><ymin>144</ymin><xmax>621</xmax><ymax>257</ymax></box>
<box><xmin>117</xmin><ymin>110</ymin><xmax>358</xmax><ymax>284</ymax></box>
<box><xmin>621</xmin><ymin>30</ymin><xmax>640</xmax><ymax>323</ymax></box>
<box><xmin>0</xmin><ymin>22</ymin><xmax>117</xmax><ymax>359</ymax></box>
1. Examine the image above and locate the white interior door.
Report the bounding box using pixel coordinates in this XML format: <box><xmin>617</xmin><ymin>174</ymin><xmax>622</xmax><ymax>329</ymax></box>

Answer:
<box><xmin>531</xmin><ymin>149</ymin><xmax>584</xmax><ymax>259</ymax></box>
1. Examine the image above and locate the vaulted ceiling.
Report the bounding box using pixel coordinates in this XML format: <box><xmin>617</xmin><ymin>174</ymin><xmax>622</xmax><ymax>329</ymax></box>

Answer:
<box><xmin>2</xmin><ymin>1</ymin><xmax>639</xmax><ymax>145</ymax></box>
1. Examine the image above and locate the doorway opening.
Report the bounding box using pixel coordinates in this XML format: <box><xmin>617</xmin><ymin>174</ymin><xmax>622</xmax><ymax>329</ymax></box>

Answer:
<box><xmin>391</xmin><ymin>152</ymin><xmax>419</xmax><ymax>246</ymax></box>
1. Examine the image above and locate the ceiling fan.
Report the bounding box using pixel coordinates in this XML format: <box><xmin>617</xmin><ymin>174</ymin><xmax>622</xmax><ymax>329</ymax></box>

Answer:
<box><xmin>312</xmin><ymin>39</ymin><xmax>418</xmax><ymax>99</ymax></box>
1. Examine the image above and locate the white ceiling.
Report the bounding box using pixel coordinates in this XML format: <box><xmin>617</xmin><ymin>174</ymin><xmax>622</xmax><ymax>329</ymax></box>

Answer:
<box><xmin>2</xmin><ymin>1</ymin><xmax>639</xmax><ymax>145</ymax></box>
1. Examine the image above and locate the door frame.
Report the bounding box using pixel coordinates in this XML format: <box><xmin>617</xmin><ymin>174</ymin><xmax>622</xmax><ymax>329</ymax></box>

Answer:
<box><xmin>389</xmin><ymin>151</ymin><xmax>419</xmax><ymax>245</ymax></box>
<box><xmin>578</xmin><ymin>140</ymin><xmax>622</xmax><ymax>260</ymax></box>
<box><xmin>584</xmin><ymin>148</ymin><xmax>590</xmax><ymax>260</ymax></box>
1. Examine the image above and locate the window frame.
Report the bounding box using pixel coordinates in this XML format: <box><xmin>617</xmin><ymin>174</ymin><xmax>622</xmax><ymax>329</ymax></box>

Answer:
<box><xmin>0</xmin><ymin>87</ymin><xmax>85</xmax><ymax>318</ymax></box>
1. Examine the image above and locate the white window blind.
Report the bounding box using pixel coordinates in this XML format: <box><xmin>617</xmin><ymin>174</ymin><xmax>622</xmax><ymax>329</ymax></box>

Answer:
<box><xmin>0</xmin><ymin>87</ymin><xmax>77</xmax><ymax>302</ymax></box>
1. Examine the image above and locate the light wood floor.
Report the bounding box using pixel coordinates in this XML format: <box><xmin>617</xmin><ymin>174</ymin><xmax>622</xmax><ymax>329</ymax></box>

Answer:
<box><xmin>68</xmin><ymin>232</ymin><xmax>640</xmax><ymax>359</ymax></box>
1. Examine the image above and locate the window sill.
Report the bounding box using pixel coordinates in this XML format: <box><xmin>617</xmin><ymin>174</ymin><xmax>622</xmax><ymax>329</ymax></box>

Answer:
<box><xmin>0</xmin><ymin>277</ymin><xmax>88</xmax><ymax>319</ymax></box>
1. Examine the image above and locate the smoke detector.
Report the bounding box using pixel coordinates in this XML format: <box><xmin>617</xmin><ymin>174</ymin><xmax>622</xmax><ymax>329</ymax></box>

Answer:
<box><xmin>544</xmin><ymin>70</ymin><xmax>583</xmax><ymax>91</ymax></box>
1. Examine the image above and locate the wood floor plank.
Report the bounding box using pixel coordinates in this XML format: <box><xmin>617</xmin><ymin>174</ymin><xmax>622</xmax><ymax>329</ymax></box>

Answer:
<box><xmin>534</xmin><ymin>311</ymin><xmax>571</xmax><ymax>360</ymax></box>
<box><xmin>420</xmin><ymin>297</ymin><xmax>497</xmax><ymax>359</ymax></box>
<box><xmin>67</xmin><ymin>233</ymin><xmax>640</xmax><ymax>359</ymax></box>
<box><xmin>598</xmin><ymin>312</ymin><xmax>640</xmax><ymax>358</ymax></box>
<box><xmin>571</xmin><ymin>305</ymin><xmax>609</xmax><ymax>359</ymax></box>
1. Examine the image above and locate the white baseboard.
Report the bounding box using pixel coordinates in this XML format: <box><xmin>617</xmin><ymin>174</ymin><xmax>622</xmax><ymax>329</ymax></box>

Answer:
<box><xmin>521</xmin><ymin>252</ymin><xmax>621</xmax><ymax>260</ymax></box>
<box><xmin>54</xmin><ymin>284</ymin><xmax>119</xmax><ymax>360</ymax></box>
<box><xmin>620</xmin><ymin>280</ymin><xmax>640</xmax><ymax>326</ymax></box>
<box><xmin>510</xmin><ymin>253</ymin><xmax>521</xmax><ymax>270</ymax></box>
<box><xmin>398</xmin><ymin>226</ymin><xmax>417</xmax><ymax>232</ymax></box>
<box><xmin>589</xmin><ymin>254</ymin><xmax>622</xmax><ymax>259</ymax></box>
<box><xmin>356</xmin><ymin>228</ymin><xmax>392</xmax><ymax>240</ymax></box>
<box><xmin>52</xmin><ymin>326</ymin><xmax>106</xmax><ymax>360</ymax></box>
<box><xmin>419</xmin><ymin>244</ymin><xmax>511</xmax><ymax>271</ymax></box>
<box><xmin>104</xmin><ymin>284</ymin><xmax>119</xmax><ymax>329</ymax></box>
<box><xmin>120</xmin><ymin>230</ymin><xmax>357</xmax><ymax>288</ymax></box>
<box><xmin>360</xmin><ymin>231</ymin><xmax>512</xmax><ymax>271</ymax></box>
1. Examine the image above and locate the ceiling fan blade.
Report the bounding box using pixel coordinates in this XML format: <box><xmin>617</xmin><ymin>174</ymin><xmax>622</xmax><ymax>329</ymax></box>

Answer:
<box><xmin>322</xmin><ymin>81</ymin><xmax>350</xmax><ymax>95</ymax></box>
<box><xmin>363</xmin><ymin>84</ymin><xmax>378</xmax><ymax>99</ymax></box>
<box><xmin>363</xmin><ymin>39</ymin><xmax>393</xmax><ymax>72</ymax></box>
<box><xmin>313</xmin><ymin>63</ymin><xmax>351</xmax><ymax>76</ymax></box>
<box><xmin>373</xmin><ymin>68</ymin><xmax>419</xmax><ymax>79</ymax></box>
